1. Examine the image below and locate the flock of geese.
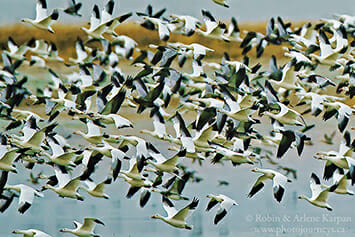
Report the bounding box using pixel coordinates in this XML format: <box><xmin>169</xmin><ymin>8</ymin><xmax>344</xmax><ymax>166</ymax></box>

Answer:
<box><xmin>2</xmin><ymin>0</ymin><xmax>355</xmax><ymax>235</ymax></box>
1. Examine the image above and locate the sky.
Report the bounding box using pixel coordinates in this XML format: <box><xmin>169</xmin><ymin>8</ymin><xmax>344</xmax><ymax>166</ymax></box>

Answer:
<box><xmin>1</xmin><ymin>0</ymin><xmax>355</xmax><ymax>24</ymax></box>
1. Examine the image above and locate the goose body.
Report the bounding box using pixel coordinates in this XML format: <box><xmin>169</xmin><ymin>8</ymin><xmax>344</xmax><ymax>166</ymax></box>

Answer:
<box><xmin>206</xmin><ymin>194</ymin><xmax>238</xmax><ymax>224</ymax></box>
<box><xmin>43</xmin><ymin>166</ymin><xmax>83</xmax><ymax>200</ymax></box>
<box><xmin>248</xmin><ymin>168</ymin><xmax>291</xmax><ymax>202</ymax></box>
<box><xmin>12</xmin><ymin>229</ymin><xmax>51</xmax><ymax>237</ymax></box>
<box><xmin>151</xmin><ymin>197</ymin><xmax>199</xmax><ymax>229</ymax></box>
<box><xmin>60</xmin><ymin>218</ymin><xmax>104</xmax><ymax>237</ymax></box>
<box><xmin>5</xmin><ymin>184</ymin><xmax>43</xmax><ymax>213</ymax></box>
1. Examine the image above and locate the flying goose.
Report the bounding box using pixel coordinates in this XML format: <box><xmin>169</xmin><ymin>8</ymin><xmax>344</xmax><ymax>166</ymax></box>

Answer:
<box><xmin>212</xmin><ymin>0</ymin><xmax>229</xmax><ymax>8</ymax></box>
<box><xmin>248</xmin><ymin>168</ymin><xmax>291</xmax><ymax>202</ymax></box>
<box><xmin>118</xmin><ymin>173</ymin><xmax>152</xmax><ymax>198</ymax></box>
<box><xmin>206</xmin><ymin>194</ymin><xmax>238</xmax><ymax>224</ymax></box>
<box><xmin>4</xmin><ymin>184</ymin><xmax>43</xmax><ymax>214</ymax></box>
<box><xmin>262</xmin><ymin>102</ymin><xmax>305</xmax><ymax>126</ymax></box>
<box><xmin>315</xmin><ymin>143</ymin><xmax>355</xmax><ymax>183</ymax></box>
<box><xmin>151</xmin><ymin>197</ymin><xmax>199</xmax><ymax>229</ymax></box>
<box><xmin>0</xmin><ymin>145</ymin><xmax>19</xmax><ymax>172</ymax></box>
<box><xmin>329</xmin><ymin>169</ymin><xmax>354</xmax><ymax>195</ymax></box>
<box><xmin>169</xmin><ymin>14</ymin><xmax>201</xmax><ymax>36</ymax></box>
<box><xmin>41</xmin><ymin>139</ymin><xmax>78</xmax><ymax>167</ymax></box>
<box><xmin>197</xmin><ymin>10</ymin><xmax>229</xmax><ymax>41</ymax></box>
<box><xmin>79</xmin><ymin>178</ymin><xmax>111</xmax><ymax>199</ymax></box>
<box><xmin>298</xmin><ymin>173</ymin><xmax>338</xmax><ymax>211</ymax></box>
<box><xmin>5</xmin><ymin>37</ymin><xmax>34</xmax><ymax>61</ymax></box>
<box><xmin>60</xmin><ymin>0</ymin><xmax>82</xmax><ymax>17</ymax></box>
<box><xmin>81</xmin><ymin>5</ymin><xmax>108</xmax><ymax>39</ymax></box>
<box><xmin>147</xmin><ymin>149</ymin><xmax>185</xmax><ymax>174</ymax></box>
<box><xmin>60</xmin><ymin>217</ymin><xmax>104</xmax><ymax>236</ymax></box>
<box><xmin>12</xmin><ymin>229</ymin><xmax>51</xmax><ymax>237</ymax></box>
<box><xmin>209</xmin><ymin>142</ymin><xmax>255</xmax><ymax>166</ymax></box>
<box><xmin>100</xmin><ymin>0</ymin><xmax>132</xmax><ymax>36</ymax></box>
<box><xmin>21</xmin><ymin>0</ymin><xmax>59</xmax><ymax>33</ymax></box>
<box><xmin>43</xmin><ymin>165</ymin><xmax>84</xmax><ymax>201</ymax></box>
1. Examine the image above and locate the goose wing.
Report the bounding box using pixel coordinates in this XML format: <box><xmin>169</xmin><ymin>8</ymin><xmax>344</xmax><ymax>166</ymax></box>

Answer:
<box><xmin>81</xmin><ymin>218</ymin><xmax>104</xmax><ymax>231</ymax></box>
<box><xmin>172</xmin><ymin>197</ymin><xmax>199</xmax><ymax>221</ymax></box>
<box><xmin>272</xmin><ymin>172</ymin><xmax>289</xmax><ymax>202</ymax></box>
<box><xmin>248</xmin><ymin>175</ymin><xmax>268</xmax><ymax>198</ymax></box>
<box><xmin>89</xmin><ymin>5</ymin><xmax>101</xmax><ymax>31</ymax></box>
<box><xmin>162</xmin><ymin>196</ymin><xmax>178</xmax><ymax>218</ymax></box>
<box><xmin>310</xmin><ymin>173</ymin><xmax>323</xmax><ymax>199</ymax></box>
<box><xmin>86</xmin><ymin>120</ymin><xmax>101</xmax><ymax>137</ymax></box>
<box><xmin>36</xmin><ymin>0</ymin><xmax>48</xmax><ymax>21</ymax></box>
<box><xmin>63</xmin><ymin>177</ymin><xmax>80</xmax><ymax>192</ymax></box>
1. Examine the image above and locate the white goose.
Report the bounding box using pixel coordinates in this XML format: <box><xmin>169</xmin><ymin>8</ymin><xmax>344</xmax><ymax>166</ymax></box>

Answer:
<box><xmin>151</xmin><ymin>197</ymin><xmax>199</xmax><ymax>230</ymax></box>
<box><xmin>12</xmin><ymin>229</ymin><xmax>51</xmax><ymax>237</ymax></box>
<box><xmin>79</xmin><ymin>178</ymin><xmax>111</xmax><ymax>199</ymax></box>
<box><xmin>298</xmin><ymin>173</ymin><xmax>338</xmax><ymax>211</ymax></box>
<box><xmin>60</xmin><ymin>218</ymin><xmax>104</xmax><ymax>237</ymax></box>
<box><xmin>329</xmin><ymin>170</ymin><xmax>354</xmax><ymax>195</ymax></box>
<box><xmin>21</xmin><ymin>0</ymin><xmax>59</xmax><ymax>33</ymax></box>
<box><xmin>42</xmin><ymin>140</ymin><xmax>77</xmax><ymax>167</ymax></box>
<box><xmin>212</xmin><ymin>0</ymin><xmax>229</xmax><ymax>8</ymax></box>
<box><xmin>206</xmin><ymin>194</ymin><xmax>238</xmax><ymax>225</ymax></box>
<box><xmin>0</xmin><ymin>145</ymin><xmax>19</xmax><ymax>172</ymax></box>
<box><xmin>81</xmin><ymin>5</ymin><xmax>108</xmax><ymax>39</ymax></box>
<box><xmin>248</xmin><ymin>168</ymin><xmax>291</xmax><ymax>202</ymax></box>
<box><xmin>5</xmin><ymin>184</ymin><xmax>43</xmax><ymax>214</ymax></box>
<box><xmin>43</xmin><ymin>166</ymin><xmax>84</xmax><ymax>201</ymax></box>
<box><xmin>263</xmin><ymin>102</ymin><xmax>305</xmax><ymax>126</ymax></box>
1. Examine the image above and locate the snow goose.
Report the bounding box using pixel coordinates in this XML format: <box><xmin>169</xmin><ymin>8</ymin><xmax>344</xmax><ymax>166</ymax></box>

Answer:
<box><xmin>0</xmin><ymin>145</ymin><xmax>19</xmax><ymax>172</ymax></box>
<box><xmin>248</xmin><ymin>168</ymin><xmax>291</xmax><ymax>202</ymax></box>
<box><xmin>118</xmin><ymin>173</ymin><xmax>152</xmax><ymax>198</ymax></box>
<box><xmin>4</xmin><ymin>184</ymin><xmax>43</xmax><ymax>214</ymax></box>
<box><xmin>79</xmin><ymin>178</ymin><xmax>111</xmax><ymax>199</ymax></box>
<box><xmin>298</xmin><ymin>173</ymin><xmax>338</xmax><ymax>211</ymax></box>
<box><xmin>12</xmin><ymin>229</ymin><xmax>51</xmax><ymax>237</ymax></box>
<box><xmin>141</xmin><ymin>16</ymin><xmax>174</xmax><ymax>41</ymax></box>
<box><xmin>43</xmin><ymin>165</ymin><xmax>84</xmax><ymax>201</ymax></box>
<box><xmin>60</xmin><ymin>217</ymin><xmax>104</xmax><ymax>237</ymax></box>
<box><xmin>81</xmin><ymin>5</ymin><xmax>108</xmax><ymax>39</ymax></box>
<box><xmin>212</xmin><ymin>0</ymin><xmax>229</xmax><ymax>8</ymax></box>
<box><xmin>73</xmin><ymin>120</ymin><xmax>105</xmax><ymax>145</ymax></box>
<box><xmin>315</xmin><ymin>142</ymin><xmax>355</xmax><ymax>182</ymax></box>
<box><xmin>269</xmin><ymin>61</ymin><xmax>301</xmax><ymax>90</ymax></box>
<box><xmin>147</xmin><ymin>149</ymin><xmax>185</xmax><ymax>174</ymax></box>
<box><xmin>322</xmin><ymin>101</ymin><xmax>353</xmax><ymax>132</ymax></box>
<box><xmin>112</xmin><ymin>35</ymin><xmax>137</xmax><ymax>59</ymax></box>
<box><xmin>151</xmin><ymin>197</ymin><xmax>199</xmax><ymax>230</ymax></box>
<box><xmin>61</xmin><ymin>0</ymin><xmax>82</xmax><ymax>17</ymax></box>
<box><xmin>120</xmin><ymin>158</ymin><xmax>145</xmax><ymax>181</ymax></box>
<box><xmin>262</xmin><ymin>102</ymin><xmax>305</xmax><ymax>126</ymax></box>
<box><xmin>100</xmin><ymin>0</ymin><xmax>132</xmax><ymax>36</ymax></box>
<box><xmin>309</xmin><ymin>30</ymin><xmax>341</xmax><ymax>65</ymax></box>
<box><xmin>171</xmin><ymin>112</ymin><xmax>195</xmax><ymax>153</ymax></box>
<box><xmin>141</xmin><ymin>108</ymin><xmax>167</xmax><ymax>139</ymax></box>
<box><xmin>169</xmin><ymin>14</ymin><xmax>201</xmax><ymax>36</ymax></box>
<box><xmin>209</xmin><ymin>142</ymin><xmax>255</xmax><ymax>165</ymax></box>
<box><xmin>87</xmin><ymin>142</ymin><xmax>127</xmax><ymax>180</ymax></box>
<box><xmin>10</xmin><ymin>122</ymin><xmax>57</xmax><ymax>153</ymax></box>
<box><xmin>329</xmin><ymin>170</ymin><xmax>354</xmax><ymax>195</ymax></box>
<box><xmin>43</xmin><ymin>43</ymin><xmax>64</xmax><ymax>62</ymax></box>
<box><xmin>89</xmin><ymin>113</ymin><xmax>132</xmax><ymax>129</ymax></box>
<box><xmin>5</xmin><ymin>37</ymin><xmax>34</xmax><ymax>61</ymax></box>
<box><xmin>41</xmin><ymin>139</ymin><xmax>78</xmax><ymax>167</ymax></box>
<box><xmin>197</xmin><ymin>10</ymin><xmax>229</xmax><ymax>41</ymax></box>
<box><xmin>206</xmin><ymin>194</ymin><xmax>238</xmax><ymax>224</ymax></box>
<box><xmin>21</xmin><ymin>0</ymin><xmax>59</xmax><ymax>33</ymax></box>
